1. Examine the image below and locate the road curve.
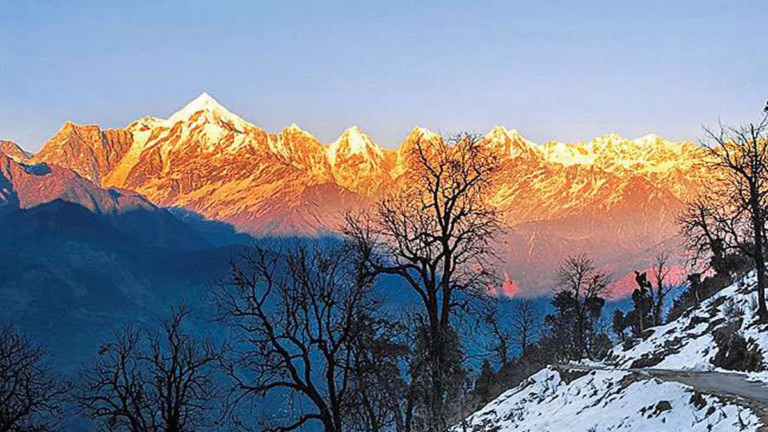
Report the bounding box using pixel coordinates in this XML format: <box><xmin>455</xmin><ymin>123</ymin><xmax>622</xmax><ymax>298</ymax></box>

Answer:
<box><xmin>557</xmin><ymin>364</ymin><xmax>768</xmax><ymax>405</ymax></box>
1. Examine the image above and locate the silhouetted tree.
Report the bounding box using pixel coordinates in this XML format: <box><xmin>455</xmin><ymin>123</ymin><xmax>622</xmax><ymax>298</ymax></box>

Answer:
<box><xmin>406</xmin><ymin>316</ymin><xmax>469</xmax><ymax>432</ymax></box>
<box><xmin>346</xmin><ymin>315</ymin><xmax>409</xmax><ymax>432</ymax></box>
<box><xmin>344</xmin><ymin>132</ymin><xmax>503</xmax><ymax>431</ymax></box>
<box><xmin>473</xmin><ymin>361</ymin><xmax>494</xmax><ymax>408</ymax></box>
<box><xmin>545</xmin><ymin>254</ymin><xmax>610</xmax><ymax>360</ymax></box>
<box><xmin>0</xmin><ymin>325</ymin><xmax>68</xmax><ymax>432</ymax></box>
<box><xmin>687</xmin><ymin>273</ymin><xmax>703</xmax><ymax>306</ymax></box>
<box><xmin>649</xmin><ymin>251</ymin><xmax>674</xmax><ymax>326</ymax></box>
<box><xmin>76</xmin><ymin>306</ymin><xmax>224</xmax><ymax>432</ymax></box>
<box><xmin>676</xmin><ymin>188</ymin><xmax>756</xmax><ymax>321</ymax></box>
<box><xmin>483</xmin><ymin>303</ymin><xmax>513</xmax><ymax>369</ymax></box>
<box><xmin>678</xmin><ymin>196</ymin><xmax>749</xmax><ymax>287</ymax></box>
<box><xmin>612</xmin><ymin>310</ymin><xmax>626</xmax><ymax>343</ymax></box>
<box><xmin>629</xmin><ymin>271</ymin><xmax>653</xmax><ymax>337</ymax></box>
<box><xmin>510</xmin><ymin>298</ymin><xmax>540</xmax><ymax>357</ymax></box>
<box><xmin>214</xmin><ymin>244</ymin><xmax>381</xmax><ymax>432</ymax></box>
<box><xmin>688</xmin><ymin>114</ymin><xmax>768</xmax><ymax>319</ymax></box>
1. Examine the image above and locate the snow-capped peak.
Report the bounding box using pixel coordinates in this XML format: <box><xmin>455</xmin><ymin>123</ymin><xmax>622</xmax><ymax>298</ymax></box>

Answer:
<box><xmin>631</xmin><ymin>133</ymin><xmax>665</xmax><ymax>147</ymax></box>
<box><xmin>328</xmin><ymin>126</ymin><xmax>382</xmax><ymax>166</ymax></box>
<box><xmin>128</xmin><ymin>116</ymin><xmax>166</xmax><ymax>132</ymax></box>
<box><xmin>166</xmin><ymin>92</ymin><xmax>249</xmax><ymax>129</ymax></box>
<box><xmin>485</xmin><ymin>125</ymin><xmax>518</xmax><ymax>138</ymax></box>
<box><xmin>341</xmin><ymin>126</ymin><xmax>367</xmax><ymax>152</ymax></box>
<box><xmin>483</xmin><ymin>126</ymin><xmax>539</xmax><ymax>159</ymax></box>
<box><xmin>541</xmin><ymin>141</ymin><xmax>595</xmax><ymax>166</ymax></box>
<box><xmin>411</xmin><ymin>126</ymin><xmax>440</xmax><ymax>141</ymax></box>
<box><xmin>281</xmin><ymin>123</ymin><xmax>317</xmax><ymax>139</ymax></box>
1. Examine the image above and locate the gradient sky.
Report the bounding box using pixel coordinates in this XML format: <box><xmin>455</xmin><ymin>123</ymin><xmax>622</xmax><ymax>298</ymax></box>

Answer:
<box><xmin>2</xmin><ymin>0</ymin><xmax>767</xmax><ymax>151</ymax></box>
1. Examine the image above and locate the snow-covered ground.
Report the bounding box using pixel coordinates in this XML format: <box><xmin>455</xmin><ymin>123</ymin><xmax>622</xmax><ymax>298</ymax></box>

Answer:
<box><xmin>454</xmin><ymin>367</ymin><xmax>760</xmax><ymax>432</ymax></box>
<box><xmin>454</xmin><ymin>271</ymin><xmax>768</xmax><ymax>431</ymax></box>
<box><xmin>608</xmin><ymin>270</ymin><xmax>768</xmax><ymax>375</ymax></box>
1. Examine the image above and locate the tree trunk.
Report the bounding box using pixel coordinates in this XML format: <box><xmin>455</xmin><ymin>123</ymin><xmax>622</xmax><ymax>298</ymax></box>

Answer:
<box><xmin>653</xmin><ymin>295</ymin><xmax>662</xmax><ymax>327</ymax></box>
<box><xmin>753</xmin><ymin>201</ymin><xmax>768</xmax><ymax>321</ymax></box>
<box><xmin>430</xmin><ymin>323</ymin><xmax>443</xmax><ymax>432</ymax></box>
<box><xmin>575</xmin><ymin>313</ymin><xmax>585</xmax><ymax>360</ymax></box>
<box><xmin>754</xmin><ymin>234</ymin><xmax>768</xmax><ymax>320</ymax></box>
<box><xmin>403</xmin><ymin>389</ymin><xmax>414</xmax><ymax>432</ymax></box>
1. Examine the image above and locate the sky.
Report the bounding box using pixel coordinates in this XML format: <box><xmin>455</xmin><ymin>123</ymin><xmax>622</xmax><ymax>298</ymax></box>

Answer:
<box><xmin>2</xmin><ymin>0</ymin><xmax>768</xmax><ymax>151</ymax></box>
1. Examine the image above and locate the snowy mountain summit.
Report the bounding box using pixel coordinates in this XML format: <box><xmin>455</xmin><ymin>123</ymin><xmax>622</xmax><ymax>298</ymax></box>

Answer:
<box><xmin>167</xmin><ymin>92</ymin><xmax>249</xmax><ymax>129</ymax></box>
<box><xmin>455</xmin><ymin>271</ymin><xmax>768</xmax><ymax>432</ymax></box>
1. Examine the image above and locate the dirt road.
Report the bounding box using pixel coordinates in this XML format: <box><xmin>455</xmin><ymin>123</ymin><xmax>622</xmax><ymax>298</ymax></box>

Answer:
<box><xmin>558</xmin><ymin>364</ymin><xmax>768</xmax><ymax>405</ymax></box>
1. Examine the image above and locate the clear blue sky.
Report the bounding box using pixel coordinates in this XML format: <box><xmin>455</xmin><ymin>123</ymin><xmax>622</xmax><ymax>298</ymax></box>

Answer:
<box><xmin>2</xmin><ymin>0</ymin><xmax>767</xmax><ymax>151</ymax></box>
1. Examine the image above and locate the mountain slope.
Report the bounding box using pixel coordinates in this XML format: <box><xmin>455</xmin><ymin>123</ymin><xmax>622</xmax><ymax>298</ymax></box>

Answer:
<box><xmin>0</xmin><ymin>200</ymin><xmax>233</xmax><ymax>372</ymax></box>
<box><xmin>0</xmin><ymin>140</ymin><xmax>31</xmax><ymax>162</ymax></box>
<box><xmin>0</xmin><ymin>154</ymin><xmax>232</xmax><ymax>372</ymax></box>
<box><xmin>455</xmin><ymin>271</ymin><xmax>768</xmax><ymax>431</ymax></box>
<box><xmin>29</xmin><ymin>121</ymin><xmax>133</xmax><ymax>183</ymax></box>
<box><xmin>456</xmin><ymin>367</ymin><xmax>761</xmax><ymax>432</ymax></box>
<box><xmin>0</xmin><ymin>155</ymin><xmax>209</xmax><ymax>250</ymax></box>
<box><xmin>607</xmin><ymin>270</ymin><xmax>768</xmax><ymax>371</ymax></box>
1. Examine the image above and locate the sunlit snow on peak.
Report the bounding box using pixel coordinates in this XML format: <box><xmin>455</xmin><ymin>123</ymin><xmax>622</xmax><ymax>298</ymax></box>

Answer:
<box><xmin>328</xmin><ymin>126</ymin><xmax>383</xmax><ymax>166</ymax></box>
<box><xmin>166</xmin><ymin>92</ymin><xmax>249</xmax><ymax>130</ymax></box>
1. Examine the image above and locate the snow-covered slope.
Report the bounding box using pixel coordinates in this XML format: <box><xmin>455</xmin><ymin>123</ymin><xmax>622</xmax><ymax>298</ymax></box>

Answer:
<box><xmin>456</xmin><ymin>272</ymin><xmax>768</xmax><ymax>431</ymax></box>
<box><xmin>456</xmin><ymin>367</ymin><xmax>761</xmax><ymax>432</ymax></box>
<box><xmin>608</xmin><ymin>271</ymin><xmax>768</xmax><ymax>371</ymax></box>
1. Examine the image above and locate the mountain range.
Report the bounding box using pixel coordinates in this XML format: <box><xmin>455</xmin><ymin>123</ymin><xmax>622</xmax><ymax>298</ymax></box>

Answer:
<box><xmin>2</xmin><ymin>93</ymin><xmax>709</xmax><ymax>295</ymax></box>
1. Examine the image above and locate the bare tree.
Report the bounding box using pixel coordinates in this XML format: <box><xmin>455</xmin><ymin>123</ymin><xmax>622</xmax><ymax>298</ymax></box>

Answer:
<box><xmin>0</xmin><ymin>325</ymin><xmax>68</xmax><ymax>432</ymax></box>
<box><xmin>484</xmin><ymin>309</ymin><xmax>511</xmax><ymax>369</ymax></box>
<box><xmin>511</xmin><ymin>298</ymin><xmax>539</xmax><ymax>357</ymax></box>
<box><xmin>346</xmin><ymin>316</ymin><xmax>410</xmax><ymax>432</ymax></box>
<box><xmin>76</xmin><ymin>306</ymin><xmax>224</xmax><ymax>432</ymax></box>
<box><xmin>631</xmin><ymin>271</ymin><xmax>653</xmax><ymax>336</ymax></box>
<box><xmin>344</xmin><ymin>132</ymin><xmax>503</xmax><ymax>431</ymax></box>
<box><xmin>547</xmin><ymin>254</ymin><xmax>611</xmax><ymax>360</ymax></box>
<box><xmin>676</xmin><ymin>188</ymin><xmax>754</xmax><ymax>321</ymax></box>
<box><xmin>648</xmin><ymin>251</ymin><xmax>674</xmax><ymax>326</ymax></box>
<box><xmin>214</xmin><ymin>243</ymin><xmax>381</xmax><ymax>432</ymax></box>
<box><xmin>484</xmin><ymin>298</ymin><xmax>539</xmax><ymax>365</ymax></box>
<box><xmin>678</xmin><ymin>186</ymin><xmax>751</xmax><ymax>279</ymax></box>
<box><xmin>612</xmin><ymin>310</ymin><xmax>626</xmax><ymax>343</ymax></box>
<box><xmin>678</xmin><ymin>195</ymin><xmax>731</xmax><ymax>270</ymax></box>
<box><xmin>700</xmin><ymin>115</ymin><xmax>768</xmax><ymax>319</ymax></box>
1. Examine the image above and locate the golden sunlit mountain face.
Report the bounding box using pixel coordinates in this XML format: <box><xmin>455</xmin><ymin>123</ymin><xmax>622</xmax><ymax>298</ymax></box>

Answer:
<box><xmin>19</xmin><ymin>93</ymin><xmax>710</xmax><ymax>295</ymax></box>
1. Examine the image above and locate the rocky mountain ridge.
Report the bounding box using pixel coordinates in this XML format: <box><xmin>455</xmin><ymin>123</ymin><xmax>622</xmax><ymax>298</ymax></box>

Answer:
<box><xmin>8</xmin><ymin>93</ymin><xmax>710</xmax><ymax>294</ymax></box>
